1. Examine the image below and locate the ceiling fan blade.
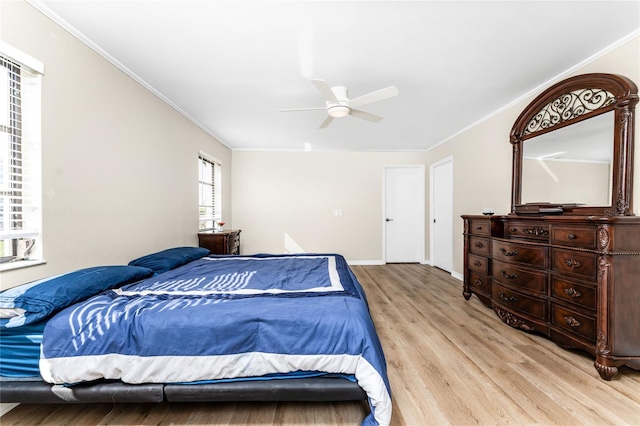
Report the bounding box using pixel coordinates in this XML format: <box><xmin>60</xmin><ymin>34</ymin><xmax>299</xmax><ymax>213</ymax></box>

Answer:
<box><xmin>311</xmin><ymin>79</ymin><xmax>339</xmax><ymax>104</ymax></box>
<box><xmin>278</xmin><ymin>107</ymin><xmax>326</xmax><ymax>112</ymax></box>
<box><xmin>319</xmin><ymin>115</ymin><xmax>334</xmax><ymax>129</ymax></box>
<box><xmin>348</xmin><ymin>86</ymin><xmax>399</xmax><ymax>108</ymax></box>
<box><xmin>350</xmin><ymin>109</ymin><xmax>383</xmax><ymax>123</ymax></box>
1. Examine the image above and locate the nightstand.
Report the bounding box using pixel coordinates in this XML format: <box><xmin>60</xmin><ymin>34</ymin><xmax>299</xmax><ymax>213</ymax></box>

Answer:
<box><xmin>198</xmin><ymin>230</ymin><xmax>241</xmax><ymax>255</ymax></box>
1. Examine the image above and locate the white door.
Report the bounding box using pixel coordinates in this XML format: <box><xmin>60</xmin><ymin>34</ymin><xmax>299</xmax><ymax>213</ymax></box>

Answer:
<box><xmin>384</xmin><ymin>166</ymin><xmax>424</xmax><ymax>263</ymax></box>
<box><xmin>431</xmin><ymin>157</ymin><xmax>453</xmax><ymax>272</ymax></box>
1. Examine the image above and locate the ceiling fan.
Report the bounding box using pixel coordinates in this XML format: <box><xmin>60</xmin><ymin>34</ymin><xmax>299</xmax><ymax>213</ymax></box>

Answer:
<box><xmin>279</xmin><ymin>79</ymin><xmax>399</xmax><ymax>129</ymax></box>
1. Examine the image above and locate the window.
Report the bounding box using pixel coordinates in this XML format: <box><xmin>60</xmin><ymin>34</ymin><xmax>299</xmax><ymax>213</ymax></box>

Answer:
<box><xmin>0</xmin><ymin>44</ymin><xmax>43</xmax><ymax>266</ymax></box>
<box><xmin>198</xmin><ymin>153</ymin><xmax>221</xmax><ymax>230</ymax></box>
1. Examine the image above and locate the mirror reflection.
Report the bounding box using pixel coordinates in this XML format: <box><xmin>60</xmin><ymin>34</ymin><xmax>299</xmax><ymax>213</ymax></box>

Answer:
<box><xmin>521</xmin><ymin>111</ymin><xmax>614</xmax><ymax>206</ymax></box>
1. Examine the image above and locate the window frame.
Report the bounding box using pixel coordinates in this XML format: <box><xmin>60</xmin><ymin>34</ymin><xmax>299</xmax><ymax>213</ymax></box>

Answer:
<box><xmin>0</xmin><ymin>43</ymin><xmax>43</xmax><ymax>271</ymax></box>
<box><xmin>198</xmin><ymin>152</ymin><xmax>221</xmax><ymax>231</ymax></box>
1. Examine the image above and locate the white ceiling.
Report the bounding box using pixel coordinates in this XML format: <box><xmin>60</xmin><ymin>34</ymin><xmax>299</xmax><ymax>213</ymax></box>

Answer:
<box><xmin>32</xmin><ymin>1</ymin><xmax>640</xmax><ymax>152</ymax></box>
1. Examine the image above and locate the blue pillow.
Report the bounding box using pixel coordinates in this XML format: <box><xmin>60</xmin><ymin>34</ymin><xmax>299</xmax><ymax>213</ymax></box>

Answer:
<box><xmin>0</xmin><ymin>265</ymin><xmax>154</xmax><ymax>328</ymax></box>
<box><xmin>128</xmin><ymin>246</ymin><xmax>210</xmax><ymax>274</ymax></box>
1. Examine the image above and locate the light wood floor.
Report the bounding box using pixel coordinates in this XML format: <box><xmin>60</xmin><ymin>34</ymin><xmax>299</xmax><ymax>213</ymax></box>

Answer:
<box><xmin>2</xmin><ymin>264</ymin><xmax>639</xmax><ymax>425</ymax></box>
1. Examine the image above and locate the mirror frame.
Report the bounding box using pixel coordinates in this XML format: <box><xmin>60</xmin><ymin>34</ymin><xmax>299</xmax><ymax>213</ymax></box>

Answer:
<box><xmin>510</xmin><ymin>73</ymin><xmax>638</xmax><ymax>216</ymax></box>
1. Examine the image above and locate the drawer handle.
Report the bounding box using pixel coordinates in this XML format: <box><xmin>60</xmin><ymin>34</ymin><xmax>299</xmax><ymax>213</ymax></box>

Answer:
<box><xmin>564</xmin><ymin>288</ymin><xmax>582</xmax><ymax>298</ymax></box>
<box><xmin>499</xmin><ymin>292</ymin><xmax>518</xmax><ymax>303</ymax></box>
<box><xmin>474</xmin><ymin>279</ymin><xmax>483</xmax><ymax>286</ymax></box>
<box><xmin>499</xmin><ymin>248</ymin><xmax>518</xmax><ymax>257</ymax></box>
<box><xmin>500</xmin><ymin>270</ymin><xmax>518</xmax><ymax>279</ymax></box>
<box><xmin>564</xmin><ymin>259</ymin><xmax>583</xmax><ymax>269</ymax></box>
<box><xmin>474</xmin><ymin>242</ymin><xmax>485</xmax><ymax>249</ymax></box>
<box><xmin>510</xmin><ymin>228</ymin><xmax>518</xmax><ymax>233</ymax></box>
<box><xmin>474</xmin><ymin>260</ymin><xmax>482</xmax><ymax>267</ymax></box>
<box><xmin>476</xmin><ymin>226</ymin><xmax>484</xmax><ymax>231</ymax></box>
<box><xmin>523</xmin><ymin>227</ymin><xmax>549</xmax><ymax>236</ymax></box>
<box><xmin>567</xmin><ymin>234</ymin><xmax>576</xmax><ymax>240</ymax></box>
<box><xmin>564</xmin><ymin>316</ymin><xmax>581</xmax><ymax>327</ymax></box>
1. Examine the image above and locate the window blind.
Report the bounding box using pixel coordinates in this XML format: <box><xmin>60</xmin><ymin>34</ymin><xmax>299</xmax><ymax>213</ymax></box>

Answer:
<box><xmin>0</xmin><ymin>53</ymin><xmax>40</xmax><ymax>258</ymax></box>
<box><xmin>1</xmin><ymin>56</ymin><xmax>24</xmax><ymax>237</ymax></box>
<box><xmin>198</xmin><ymin>154</ymin><xmax>221</xmax><ymax>230</ymax></box>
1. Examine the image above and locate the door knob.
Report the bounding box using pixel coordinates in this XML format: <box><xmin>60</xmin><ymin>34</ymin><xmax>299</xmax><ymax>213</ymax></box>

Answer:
<box><xmin>385</xmin><ymin>218</ymin><xmax>393</xmax><ymax>222</ymax></box>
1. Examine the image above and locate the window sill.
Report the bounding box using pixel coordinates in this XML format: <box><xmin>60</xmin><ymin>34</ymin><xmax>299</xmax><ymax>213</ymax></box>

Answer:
<box><xmin>0</xmin><ymin>259</ymin><xmax>46</xmax><ymax>272</ymax></box>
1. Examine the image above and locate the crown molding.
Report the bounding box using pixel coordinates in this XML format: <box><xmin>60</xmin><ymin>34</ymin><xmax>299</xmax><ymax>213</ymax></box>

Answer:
<box><xmin>26</xmin><ymin>0</ymin><xmax>230</xmax><ymax>150</ymax></box>
<box><xmin>429</xmin><ymin>29</ymin><xmax>640</xmax><ymax>153</ymax></box>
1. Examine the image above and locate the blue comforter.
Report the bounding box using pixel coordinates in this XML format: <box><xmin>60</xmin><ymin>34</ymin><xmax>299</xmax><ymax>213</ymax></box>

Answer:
<box><xmin>40</xmin><ymin>254</ymin><xmax>391</xmax><ymax>425</ymax></box>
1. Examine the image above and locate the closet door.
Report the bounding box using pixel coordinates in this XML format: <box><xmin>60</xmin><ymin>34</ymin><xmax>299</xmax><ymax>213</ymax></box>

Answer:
<box><xmin>431</xmin><ymin>157</ymin><xmax>453</xmax><ymax>272</ymax></box>
<box><xmin>384</xmin><ymin>166</ymin><xmax>424</xmax><ymax>263</ymax></box>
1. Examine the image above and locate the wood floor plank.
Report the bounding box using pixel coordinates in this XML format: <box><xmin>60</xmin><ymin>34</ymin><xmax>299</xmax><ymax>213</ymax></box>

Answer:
<box><xmin>98</xmin><ymin>402</ymin><xmax>161</xmax><ymax>425</ymax></box>
<box><xmin>130</xmin><ymin>402</ymin><xmax>187</xmax><ymax>425</ymax></box>
<box><xmin>2</xmin><ymin>264</ymin><xmax>639</xmax><ymax>425</ymax></box>
<box><xmin>168</xmin><ymin>402</ymin><xmax>229</xmax><ymax>425</ymax></box>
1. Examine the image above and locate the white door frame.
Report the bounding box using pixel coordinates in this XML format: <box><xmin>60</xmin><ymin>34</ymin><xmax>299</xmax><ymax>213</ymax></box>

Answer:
<box><xmin>430</xmin><ymin>156</ymin><xmax>454</xmax><ymax>269</ymax></box>
<box><xmin>382</xmin><ymin>165</ymin><xmax>425</xmax><ymax>264</ymax></box>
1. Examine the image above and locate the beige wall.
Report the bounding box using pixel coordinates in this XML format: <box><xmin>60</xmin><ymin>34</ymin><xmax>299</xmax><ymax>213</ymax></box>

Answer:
<box><xmin>232</xmin><ymin>151</ymin><xmax>428</xmax><ymax>261</ymax></box>
<box><xmin>233</xmin><ymin>36</ymin><xmax>639</xmax><ymax>275</ymax></box>
<box><xmin>1</xmin><ymin>0</ymin><xmax>637</xmax><ymax>287</ymax></box>
<box><xmin>425</xmin><ymin>35</ymin><xmax>640</xmax><ymax>276</ymax></box>
<box><xmin>0</xmin><ymin>1</ymin><xmax>231</xmax><ymax>289</ymax></box>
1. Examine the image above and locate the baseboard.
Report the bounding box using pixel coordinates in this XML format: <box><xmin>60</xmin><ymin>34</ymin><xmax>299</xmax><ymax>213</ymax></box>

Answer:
<box><xmin>451</xmin><ymin>271</ymin><xmax>463</xmax><ymax>281</ymax></box>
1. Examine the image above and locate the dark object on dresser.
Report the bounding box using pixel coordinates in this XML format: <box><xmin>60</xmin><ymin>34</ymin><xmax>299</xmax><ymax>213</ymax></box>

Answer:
<box><xmin>198</xmin><ymin>229</ymin><xmax>241</xmax><ymax>255</ymax></box>
<box><xmin>463</xmin><ymin>73</ymin><xmax>640</xmax><ymax>380</ymax></box>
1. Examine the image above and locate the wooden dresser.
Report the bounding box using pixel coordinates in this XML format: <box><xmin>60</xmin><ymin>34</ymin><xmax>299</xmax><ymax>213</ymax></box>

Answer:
<box><xmin>198</xmin><ymin>230</ymin><xmax>241</xmax><ymax>255</ymax></box>
<box><xmin>462</xmin><ymin>73</ymin><xmax>640</xmax><ymax>379</ymax></box>
<box><xmin>462</xmin><ymin>214</ymin><xmax>640</xmax><ymax>379</ymax></box>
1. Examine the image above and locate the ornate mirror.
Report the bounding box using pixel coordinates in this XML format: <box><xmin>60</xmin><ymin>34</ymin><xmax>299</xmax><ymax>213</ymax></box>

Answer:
<box><xmin>510</xmin><ymin>73</ymin><xmax>638</xmax><ymax>216</ymax></box>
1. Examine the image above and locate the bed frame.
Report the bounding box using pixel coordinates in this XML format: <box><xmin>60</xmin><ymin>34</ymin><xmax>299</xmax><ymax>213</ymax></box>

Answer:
<box><xmin>0</xmin><ymin>377</ymin><xmax>366</xmax><ymax>404</ymax></box>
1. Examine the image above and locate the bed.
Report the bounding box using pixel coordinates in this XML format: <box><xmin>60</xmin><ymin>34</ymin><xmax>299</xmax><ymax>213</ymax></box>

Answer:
<box><xmin>0</xmin><ymin>249</ymin><xmax>391</xmax><ymax>426</ymax></box>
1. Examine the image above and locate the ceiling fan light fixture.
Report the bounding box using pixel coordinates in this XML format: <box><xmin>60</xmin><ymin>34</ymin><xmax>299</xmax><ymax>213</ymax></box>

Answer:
<box><xmin>280</xmin><ymin>79</ymin><xmax>398</xmax><ymax>128</ymax></box>
<box><xmin>328</xmin><ymin>105</ymin><xmax>350</xmax><ymax>118</ymax></box>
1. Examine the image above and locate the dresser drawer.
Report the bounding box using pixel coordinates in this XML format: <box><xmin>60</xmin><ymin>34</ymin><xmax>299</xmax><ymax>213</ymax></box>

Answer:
<box><xmin>229</xmin><ymin>231</ymin><xmax>241</xmax><ymax>254</ymax></box>
<box><xmin>491</xmin><ymin>259</ymin><xmax>547</xmax><ymax>294</ymax></box>
<box><xmin>551</xmin><ymin>277</ymin><xmax>596</xmax><ymax>311</ymax></box>
<box><xmin>491</xmin><ymin>241</ymin><xmax>547</xmax><ymax>269</ymax></box>
<box><xmin>198</xmin><ymin>230</ymin><xmax>241</xmax><ymax>255</ymax></box>
<box><xmin>551</xmin><ymin>303</ymin><xmax>596</xmax><ymax>343</ymax></box>
<box><xmin>469</xmin><ymin>219</ymin><xmax>491</xmax><ymax>236</ymax></box>
<box><xmin>551</xmin><ymin>226</ymin><xmax>597</xmax><ymax>249</ymax></box>
<box><xmin>551</xmin><ymin>248</ymin><xmax>597</xmax><ymax>280</ymax></box>
<box><xmin>468</xmin><ymin>271</ymin><xmax>490</xmax><ymax>295</ymax></box>
<box><xmin>506</xmin><ymin>221</ymin><xmax>549</xmax><ymax>241</ymax></box>
<box><xmin>491</xmin><ymin>282</ymin><xmax>546</xmax><ymax>320</ymax></box>
<box><xmin>469</xmin><ymin>236</ymin><xmax>490</xmax><ymax>256</ymax></box>
<box><xmin>468</xmin><ymin>254</ymin><xmax>489</xmax><ymax>275</ymax></box>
